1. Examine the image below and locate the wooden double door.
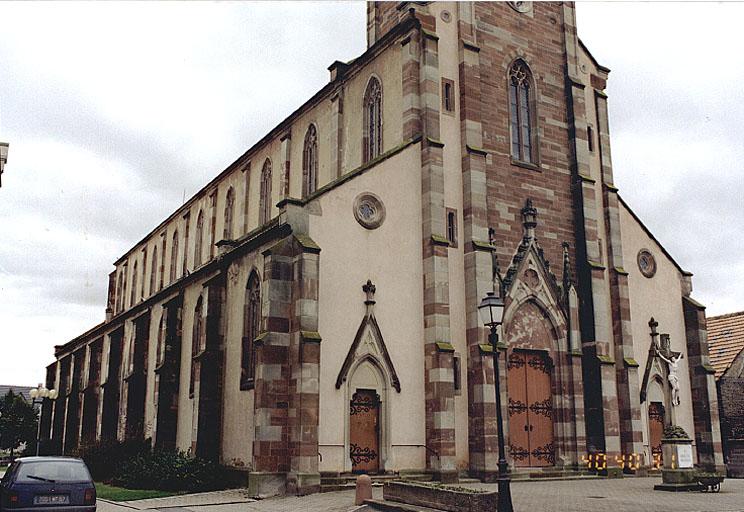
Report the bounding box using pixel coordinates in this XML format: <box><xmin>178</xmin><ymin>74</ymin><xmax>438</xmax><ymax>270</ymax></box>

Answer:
<box><xmin>350</xmin><ymin>389</ymin><xmax>380</xmax><ymax>473</ymax></box>
<box><xmin>507</xmin><ymin>350</ymin><xmax>555</xmax><ymax>467</ymax></box>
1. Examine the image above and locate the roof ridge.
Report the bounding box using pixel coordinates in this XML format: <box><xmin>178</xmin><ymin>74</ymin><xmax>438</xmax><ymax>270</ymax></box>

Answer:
<box><xmin>708</xmin><ymin>310</ymin><xmax>744</xmax><ymax>321</ymax></box>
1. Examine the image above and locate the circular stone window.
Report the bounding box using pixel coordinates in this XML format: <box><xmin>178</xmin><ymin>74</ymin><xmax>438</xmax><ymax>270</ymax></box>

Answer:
<box><xmin>440</xmin><ymin>10</ymin><xmax>452</xmax><ymax>23</ymax></box>
<box><xmin>637</xmin><ymin>249</ymin><xmax>657</xmax><ymax>278</ymax></box>
<box><xmin>353</xmin><ymin>193</ymin><xmax>386</xmax><ymax>230</ymax></box>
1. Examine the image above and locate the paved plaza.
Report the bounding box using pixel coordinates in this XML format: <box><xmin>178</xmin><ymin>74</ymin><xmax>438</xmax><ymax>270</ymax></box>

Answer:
<box><xmin>97</xmin><ymin>476</ymin><xmax>744</xmax><ymax>512</ymax></box>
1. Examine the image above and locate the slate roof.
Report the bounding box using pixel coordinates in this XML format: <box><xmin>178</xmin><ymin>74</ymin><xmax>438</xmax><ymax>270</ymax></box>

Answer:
<box><xmin>0</xmin><ymin>385</ymin><xmax>35</xmax><ymax>402</ymax></box>
<box><xmin>707</xmin><ymin>311</ymin><xmax>744</xmax><ymax>379</ymax></box>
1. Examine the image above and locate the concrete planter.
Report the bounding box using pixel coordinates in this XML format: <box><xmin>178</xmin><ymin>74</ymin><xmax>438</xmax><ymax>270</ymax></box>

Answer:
<box><xmin>383</xmin><ymin>481</ymin><xmax>497</xmax><ymax>512</ymax></box>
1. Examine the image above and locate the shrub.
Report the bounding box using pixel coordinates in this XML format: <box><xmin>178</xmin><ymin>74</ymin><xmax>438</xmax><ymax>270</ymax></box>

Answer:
<box><xmin>115</xmin><ymin>450</ymin><xmax>233</xmax><ymax>492</ymax></box>
<box><xmin>663</xmin><ymin>425</ymin><xmax>691</xmax><ymax>439</ymax></box>
<box><xmin>78</xmin><ymin>439</ymin><xmax>151</xmax><ymax>482</ymax></box>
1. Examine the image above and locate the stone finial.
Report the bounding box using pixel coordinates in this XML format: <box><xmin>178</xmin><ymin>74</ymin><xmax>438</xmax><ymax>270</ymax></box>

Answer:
<box><xmin>522</xmin><ymin>198</ymin><xmax>538</xmax><ymax>239</ymax></box>
<box><xmin>649</xmin><ymin>317</ymin><xmax>659</xmax><ymax>335</ymax></box>
<box><xmin>562</xmin><ymin>242</ymin><xmax>573</xmax><ymax>288</ymax></box>
<box><xmin>363</xmin><ymin>279</ymin><xmax>376</xmax><ymax>314</ymax></box>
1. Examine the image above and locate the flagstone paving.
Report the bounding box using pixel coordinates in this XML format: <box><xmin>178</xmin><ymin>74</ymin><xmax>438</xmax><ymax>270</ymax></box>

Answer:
<box><xmin>97</xmin><ymin>476</ymin><xmax>744</xmax><ymax>512</ymax></box>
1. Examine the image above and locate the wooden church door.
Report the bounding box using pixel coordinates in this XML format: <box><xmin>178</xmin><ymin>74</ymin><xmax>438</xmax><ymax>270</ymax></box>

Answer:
<box><xmin>350</xmin><ymin>389</ymin><xmax>380</xmax><ymax>473</ymax></box>
<box><xmin>648</xmin><ymin>402</ymin><xmax>665</xmax><ymax>467</ymax></box>
<box><xmin>508</xmin><ymin>351</ymin><xmax>555</xmax><ymax>467</ymax></box>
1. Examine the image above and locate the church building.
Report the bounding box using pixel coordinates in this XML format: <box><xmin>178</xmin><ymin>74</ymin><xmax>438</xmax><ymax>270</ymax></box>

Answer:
<box><xmin>41</xmin><ymin>1</ymin><xmax>724</xmax><ymax>495</ymax></box>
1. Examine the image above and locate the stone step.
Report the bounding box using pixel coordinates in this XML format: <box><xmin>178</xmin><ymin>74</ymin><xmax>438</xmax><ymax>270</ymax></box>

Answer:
<box><xmin>320</xmin><ymin>473</ymin><xmax>433</xmax><ymax>493</ymax></box>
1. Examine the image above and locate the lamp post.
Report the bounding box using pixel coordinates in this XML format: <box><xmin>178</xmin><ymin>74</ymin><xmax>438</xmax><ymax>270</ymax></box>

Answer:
<box><xmin>29</xmin><ymin>384</ymin><xmax>58</xmax><ymax>456</ymax></box>
<box><xmin>478</xmin><ymin>290</ymin><xmax>513</xmax><ymax>512</ymax></box>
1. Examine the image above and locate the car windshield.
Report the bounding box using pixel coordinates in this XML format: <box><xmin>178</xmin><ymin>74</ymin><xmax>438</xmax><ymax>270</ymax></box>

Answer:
<box><xmin>15</xmin><ymin>461</ymin><xmax>91</xmax><ymax>483</ymax></box>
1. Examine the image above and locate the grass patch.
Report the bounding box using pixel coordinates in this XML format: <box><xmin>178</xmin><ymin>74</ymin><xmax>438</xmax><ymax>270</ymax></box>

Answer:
<box><xmin>95</xmin><ymin>482</ymin><xmax>185</xmax><ymax>502</ymax></box>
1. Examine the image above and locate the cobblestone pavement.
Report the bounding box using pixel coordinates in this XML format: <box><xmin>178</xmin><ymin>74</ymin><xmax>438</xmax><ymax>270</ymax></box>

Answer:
<box><xmin>97</xmin><ymin>477</ymin><xmax>744</xmax><ymax>512</ymax></box>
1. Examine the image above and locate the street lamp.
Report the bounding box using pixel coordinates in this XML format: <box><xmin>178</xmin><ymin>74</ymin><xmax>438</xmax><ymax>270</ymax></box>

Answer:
<box><xmin>478</xmin><ymin>290</ymin><xmax>513</xmax><ymax>512</ymax></box>
<box><xmin>29</xmin><ymin>384</ymin><xmax>58</xmax><ymax>456</ymax></box>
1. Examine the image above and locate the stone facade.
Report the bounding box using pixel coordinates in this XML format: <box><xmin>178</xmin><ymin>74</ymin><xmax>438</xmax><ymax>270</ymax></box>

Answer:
<box><xmin>41</xmin><ymin>1</ymin><xmax>723</xmax><ymax>495</ymax></box>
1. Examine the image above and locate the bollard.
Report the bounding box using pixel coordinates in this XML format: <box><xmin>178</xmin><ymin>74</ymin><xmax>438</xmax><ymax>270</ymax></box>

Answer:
<box><xmin>355</xmin><ymin>474</ymin><xmax>372</xmax><ymax>505</ymax></box>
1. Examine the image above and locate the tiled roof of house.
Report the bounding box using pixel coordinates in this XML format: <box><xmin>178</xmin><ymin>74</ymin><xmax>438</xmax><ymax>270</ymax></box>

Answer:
<box><xmin>707</xmin><ymin>311</ymin><xmax>744</xmax><ymax>379</ymax></box>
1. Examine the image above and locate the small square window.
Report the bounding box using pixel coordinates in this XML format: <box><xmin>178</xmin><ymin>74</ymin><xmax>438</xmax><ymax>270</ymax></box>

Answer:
<box><xmin>587</xmin><ymin>126</ymin><xmax>594</xmax><ymax>152</ymax></box>
<box><xmin>441</xmin><ymin>78</ymin><xmax>455</xmax><ymax>114</ymax></box>
<box><xmin>446</xmin><ymin>208</ymin><xmax>458</xmax><ymax>248</ymax></box>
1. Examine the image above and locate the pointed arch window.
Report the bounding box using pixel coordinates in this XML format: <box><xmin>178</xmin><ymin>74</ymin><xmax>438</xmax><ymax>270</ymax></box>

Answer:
<box><xmin>259</xmin><ymin>159</ymin><xmax>272</xmax><ymax>225</ymax></box>
<box><xmin>170</xmin><ymin>231</ymin><xmax>179</xmax><ymax>283</ymax></box>
<box><xmin>302</xmin><ymin>125</ymin><xmax>318</xmax><ymax>197</ymax></box>
<box><xmin>116</xmin><ymin>271</ymin><xmax>125</xmax><ymax>312</ymax></box>
<box><xmin>509</xmin><ymin>59</ymin><xmax>536</xmax><ymax>164</ymax></box>
<box><xmin>129</xmin><ymin>260</ymin><xmax>138</xmax><ymax>307</ymax></box>
<box><xmin>240</xmin><ymin>272</ymin><xmax>261</xmax><ymax>389</ymax></box>
<box><xmin>224</xmin><ymin>187</ymin><xmax>235</xmax><ymax>240</ymax></box>
<box><xmin>150</xmin><ymin>247</ymin><xmax>158</xmax><ymax>297</ymax></box>
<box><xmin>190</xmin><ymin>296</ymin><xmax>204</xmax><ymax>397</ymax></box>
<box><xmin>194</xmin><ymin>210</ymin><xmax>204</xmax><ymax>267</ymax></box>
<box><xmin>363</xmin><ymin>77</ymin><xmax>382</xmax><ymax>163</ymax></box>
<box><xmin>156</xmin><ymin>310</ymin><xmax>167</xmax><ymax>368</ymax></box>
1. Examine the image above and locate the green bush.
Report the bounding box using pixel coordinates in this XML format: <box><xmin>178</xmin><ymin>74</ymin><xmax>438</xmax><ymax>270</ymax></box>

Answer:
<box><xmin>663</xmin><ymin>425</ymin><xmax>691</xmax><ymax>439</ymax></box>
<box><xmin>78</xmin><ymin>439</ymin><xmax>151</xmax><ymax>482</ymax></box>
<box><xmin>115</xmin><ymin>450</ymin><xmax>232</xmax><ymax>492</ymax></box>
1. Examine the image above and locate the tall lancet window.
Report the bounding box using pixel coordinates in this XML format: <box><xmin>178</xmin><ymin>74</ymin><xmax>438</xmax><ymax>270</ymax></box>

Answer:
<box><xmin>150</xmin><ymin>246</ymin><xmax>158</xmax><ymax>297</ymax></box>
<box><xmin>190</xmin><ymin>296</ymin><xmax>204</xmax><ymax>397</ymax></box>
<box><xmin>129</xmin><ymin>260</ymin><xmax>138</xmax><ymax>307</ymax></box>
<box><xmin>302</xmin><ymin>125</ymin><xmax>318</xmax><ymax>197</ymax></box>
<box><xmin>363</xmin><ymin>76</ymin><xmax>382</xmax><ymax>163</ymax></box>
<box><xmin>170</xmin><ymin>231</ymin><xmax>179</xmax><ymax>283</ymax></box>
<box><xmin>194</xmin><ymin>210</ymin><xmax>204</xmax><ymax>267</ymax></box>
<box><xmin>259</xmin><ymin>158</ymin><xmax>272</xmax><ymax>225</ymax></box>
<box><xmin>240</xmin><ymin>271</ymin><xmax>261</xmax><ymax>389</ymax></box>
<box><xmin>509</xmin><ymin>59</ymin><xmax>536</xmax><ymax>164</ymax></box>
<box><xmin>224</xmin><ymin>187</ymin><xmax>235</xmax><ymax>240</ymax></box>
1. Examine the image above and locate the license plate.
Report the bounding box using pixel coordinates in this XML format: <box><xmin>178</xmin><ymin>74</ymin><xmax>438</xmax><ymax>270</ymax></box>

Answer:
<box><xmin>34</xmin><ymin>495</ymin><xmax>70</xmax><ymax>505</ymax></box>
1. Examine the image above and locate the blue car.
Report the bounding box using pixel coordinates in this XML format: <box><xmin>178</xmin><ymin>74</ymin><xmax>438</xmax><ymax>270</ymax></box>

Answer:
<box><xmin>0</xmin><ymin>457</ymin><xmax>96</xmax><ymax>512</ymax></box>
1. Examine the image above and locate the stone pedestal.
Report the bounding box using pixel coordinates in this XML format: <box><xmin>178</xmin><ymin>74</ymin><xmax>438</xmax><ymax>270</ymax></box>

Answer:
<box><xmin>654</xmin><ymin>439</ymin><xmax>701</xmax><ymax>492</ymax></box>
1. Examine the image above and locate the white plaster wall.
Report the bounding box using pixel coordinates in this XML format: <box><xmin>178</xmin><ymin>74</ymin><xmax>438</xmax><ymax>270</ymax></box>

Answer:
<box><xmin>310</xmin><ymin>143</ymin><xmax>425</xmax><ymax>472</ymax></box>
<box><xmin>340</xmin><ymin>45</ymin><xmax>403</xmax><ymax>174</ymax></box>
<box><xmin>620</xmin><ymin>201</ymin><xmax>697</xmax><ymax>461</ymax></box>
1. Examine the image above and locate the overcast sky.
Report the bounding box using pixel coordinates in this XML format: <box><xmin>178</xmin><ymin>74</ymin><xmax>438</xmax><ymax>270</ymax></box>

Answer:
<box><xmin>1</xmin><ymin>2</ymin><xmax>742</xmax><ymax>387</ymax></box>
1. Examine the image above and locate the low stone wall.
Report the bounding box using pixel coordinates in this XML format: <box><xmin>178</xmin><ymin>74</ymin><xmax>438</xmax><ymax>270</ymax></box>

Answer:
<box><xmin>383</xmin><ymin>481</ymin><xmax>497</xmax><ymax>512</ymax></box>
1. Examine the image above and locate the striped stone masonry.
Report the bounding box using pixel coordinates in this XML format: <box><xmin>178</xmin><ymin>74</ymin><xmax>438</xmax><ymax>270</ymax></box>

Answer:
<box><xmin>683</xmin><ymin>296</ymin><xmax>725</xmax><ymax>471</ymax></box>
<box><xmin>287</xmin><ymin>236</ymin><xmax>321</xmax><ymax>495</ymax></box>
<box><xmin>251</xmin><ymin>224</ymin><xmax>322</xmax><ymax>496</ymax></box>
<box><xmin>455</xmin><ymin>8</ymin><xmax>499</xmax><ymax>479</ymax></box>
<box><xmin>404</xmin><ymin>8</ymin><xmax>458</xmax><ymax>481</ymax></box>
<box><xmin>595</xmin><ymin>91</ymin><xmax>644</xmax><ymax>462</ymax></box>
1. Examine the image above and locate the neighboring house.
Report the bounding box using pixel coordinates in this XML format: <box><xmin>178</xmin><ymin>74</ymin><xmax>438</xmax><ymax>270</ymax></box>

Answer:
<box><xmin>0</xmin><ymin>385</ymin><xmax>34</xmax><ymax>403</ymax></box>
<box><xmin>708</xmin><ymin>311</ymin><xmax>744</xmax><ymax>477</ymax></box>
<box><xmin>0</xmin><ymin>385</ymin><xmax>41</xmax><ymax>413</ymax></box>
<box><xmin>42</xmin><ymin>2</ymin><xmax>723</xmax><ymax>496</ymax></box>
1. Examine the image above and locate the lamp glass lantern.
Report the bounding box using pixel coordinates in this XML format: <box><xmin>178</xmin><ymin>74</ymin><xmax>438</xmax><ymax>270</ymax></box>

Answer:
<box><xmin>478</xmin><ymin>291</ymin><xmax>505</xmax><ymax>328</ymax></box>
